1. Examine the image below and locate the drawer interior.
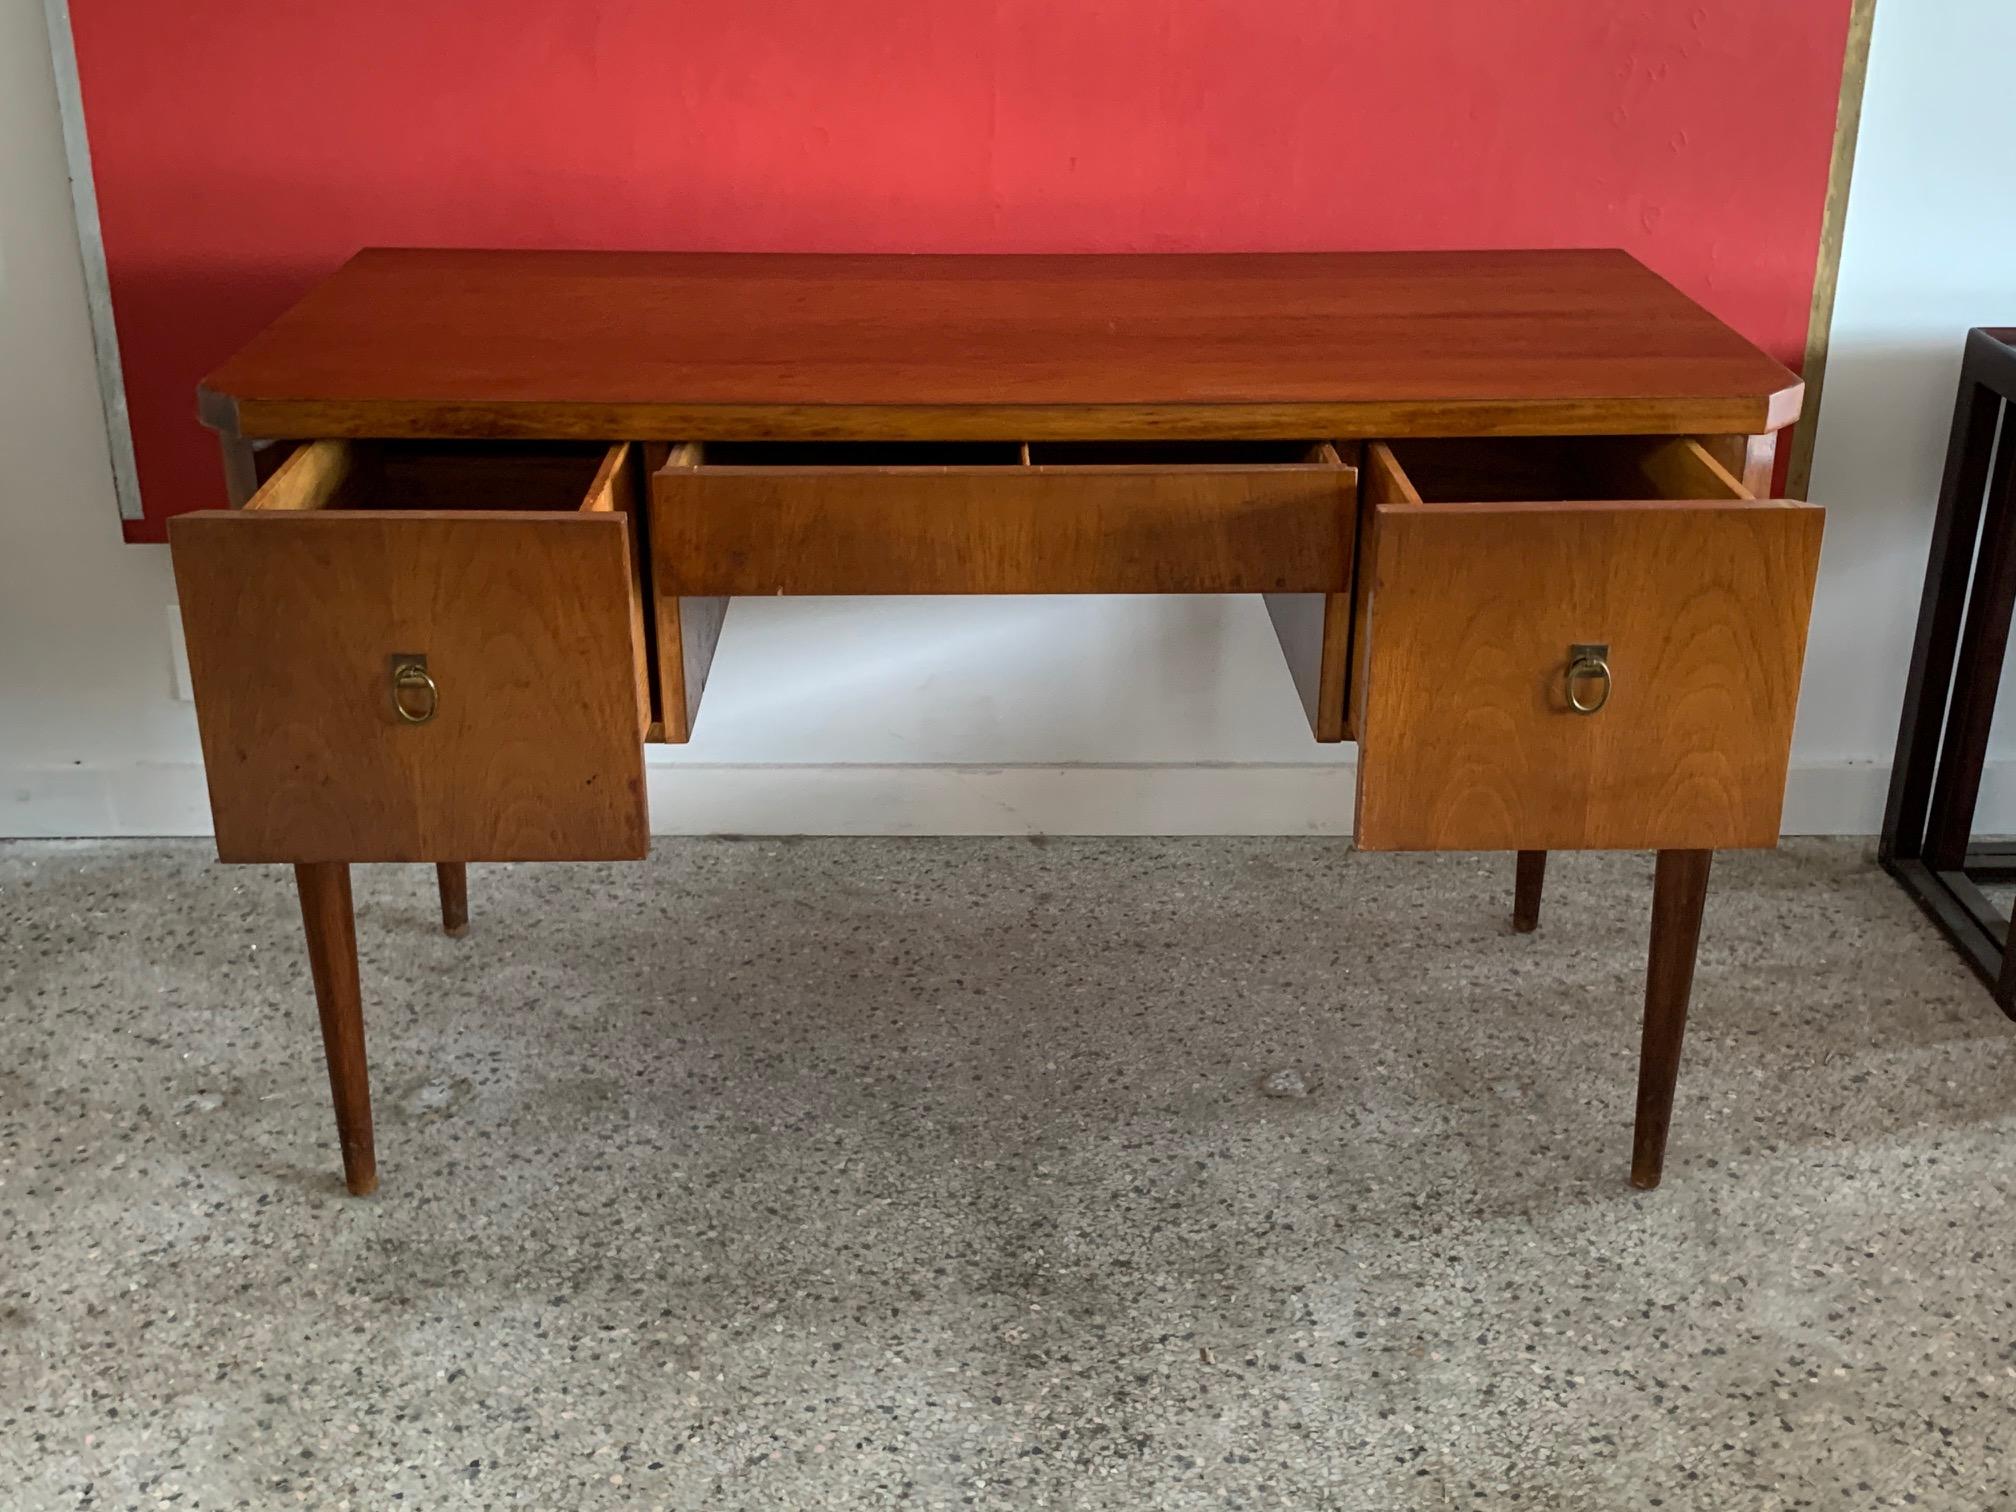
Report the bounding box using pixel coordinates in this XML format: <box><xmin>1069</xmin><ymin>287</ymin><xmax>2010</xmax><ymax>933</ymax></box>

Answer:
<box><xmin>684</xmin><ymin>440</ymin><xmax>1024</xmax><ymax>468</ymax></box>
<box><xmin>665</xmin><ymin>439</ymin><xmax>1341</xmax><ymax>472</ymax></box>
<box><xmin>249</xmin><ymin>439</ymin><xmax>620</xmax><ymax>513</ymax></box>
<box><xmin>1376</xmin><ymin>435</ymin><xmax>1752</xmax><ymax>504</ymax></box>
<box><xmin>1026</xmin><ymin>440</ymin><xmax>1340</xmax><ymax>467</ymax></box>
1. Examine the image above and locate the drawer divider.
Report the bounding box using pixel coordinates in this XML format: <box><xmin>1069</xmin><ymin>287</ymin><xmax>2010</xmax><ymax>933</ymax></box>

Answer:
<box><xmin>246</xmin><ymin>440</ymin><xmax>354</xmax><ymax>512</ymax></box>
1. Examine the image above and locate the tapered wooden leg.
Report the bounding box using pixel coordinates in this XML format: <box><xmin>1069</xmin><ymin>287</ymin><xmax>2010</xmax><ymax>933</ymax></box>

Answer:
<box><xmin>436</xmin><ymin>862</ymin><xmax>469</xmax><ymax>938</ymax></box>
<box><xmin>1631</xmin><ymin>849</ymin><xmax>1713</xmax><ymax>1190</ymax></box>
<box><xmin>1512</xmin><ymin>850</ymin><xmax>1547</xmax><ymax>932</ymax></box>
<box><xmin>294</xmin><ymin>862</ymin><xmax>377</xmax><ymax>1196</ymax></box>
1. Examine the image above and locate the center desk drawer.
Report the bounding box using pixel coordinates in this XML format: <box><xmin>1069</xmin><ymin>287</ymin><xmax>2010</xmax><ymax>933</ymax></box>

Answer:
<box><xmin>650</xmin><ymin>440</ymin><xmax>1356</xmax><ymax>595</ymax></box>
<box><xmin>169</xmin><ymin>440</ymin><xmax>651</xmax><ymax>864</ymax></box>
<box><xmin>1354</xmin><ymin>436</ymin><xmax>1823</xmax><ymax>852</ymax></box>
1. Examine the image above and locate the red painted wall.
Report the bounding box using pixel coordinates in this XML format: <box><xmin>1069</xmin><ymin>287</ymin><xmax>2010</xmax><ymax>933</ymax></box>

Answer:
<box><xmin>70</xmin><ymin>0</ymin><xmax>1852</xmax><ymax>541</ymax></box>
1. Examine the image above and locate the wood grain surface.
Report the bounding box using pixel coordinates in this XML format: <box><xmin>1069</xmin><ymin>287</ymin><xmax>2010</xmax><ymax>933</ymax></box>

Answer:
<box><xmin>202</xmin><ymin>249</ymin><xmax>1801</xmax><ymax>441</ymax></box>
<box><xmin>644</xmin><ymin>442</ymin><xmax>725</xmax><ymax>744</ymax></box>
<box><xmin>171</xmin><ymin>498</ymin><xmax>649</xmax><ymax>863</ymax></box>
<box><xmin>1703</xmin><ymin>432</ymin><xmax>1780</xmax><ymax>499</ymax></box>
<box><xmin>1264</xmin><ymin>442</ymin><xmax>1363</xmax><ymax>742</ymax></box>
<box><xmin>1632</xmin><ymin>848</ymin><xmax>1714</xmax><ymax>1189</ymax></box>
<box><xmin>1355</xmin><ymin>493</ymin><xmax>1822</xmax><ymax>852</ymax></box>
<box><xmin>294</xmin><ymin>861</ymin><xmax>376</xmax><ymax>1196</ymax></box>
<box><xmin>583</xmin><ymin>442</ymin><xmax>655</xmax><ymax>736</ymax></box>
<box><xmin>650</xmin><ymin>441</ymin><xmax>1356</xmax><ymax>596</ymax></box>
<box><xmin>1346</xmin><ymin>443</ymin><xmax>1425</xmax><ymax>739</ymax></box>
<box><xmin>435</xmin><ymin>862</ymin><xmax>469</xmax><ymax>938</ymax></box>
<box><xmin>1371</xmin><ymin>434</ymin><xmax>1749</xmax><ymax>506</ymax></box>
<box><xmin>1263</xmin><ymin>586</ymin><xmax>1355</xmax><ymax>743</ymax></box>
<box><xmin>1513</xmin><ymin>850</ymin><xmax>1547</xmax><ymax>934</ymax></box>
<box><xmin>656</xmin><ymin>594</ymin><xmax>729</xmax><ymax>745</ymax></box>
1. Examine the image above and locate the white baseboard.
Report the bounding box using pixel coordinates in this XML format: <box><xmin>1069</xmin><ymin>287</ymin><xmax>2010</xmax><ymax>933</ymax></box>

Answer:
<box><xmin>642</xmin><ymin>762</ymin><xmax>1360</xmax><ymax>835</ymax></box>
<box><xmin>0</xmin><ymin>755</ymin><xmax>1987</xmax><ymax>840</ymax></box>
<box><xmin>3</xmin><ymin>760</ymin><xmax>216</xmax><ymax>839</ymax></box>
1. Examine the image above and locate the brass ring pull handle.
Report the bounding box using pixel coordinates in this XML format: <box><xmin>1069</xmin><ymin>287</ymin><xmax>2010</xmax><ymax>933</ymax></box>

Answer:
<box><xmin>1565</xmin><ymin>643</ymin><xmax>1611</xmax><ymax>715</ymax></box>
<box><xmin>390</xmin><ymin>656</ymin><xmax>439</xmax><ymax>725</ymax></box>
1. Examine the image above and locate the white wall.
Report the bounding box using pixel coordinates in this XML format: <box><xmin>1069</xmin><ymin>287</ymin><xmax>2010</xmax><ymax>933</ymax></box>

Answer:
<box><xmin>0</xmin><ymin>0</ymin><xmax>204</xmax><ymax>837</ymax></box>
<box><xmin>1802</xmin><ymin>0</ymin><xmax>2016</xmax><ymax>831</ymax></box>
<box><xmin>2</xmin><ymin>0</ymin><xmax>2004</xmax><ymax>838</ymax></box>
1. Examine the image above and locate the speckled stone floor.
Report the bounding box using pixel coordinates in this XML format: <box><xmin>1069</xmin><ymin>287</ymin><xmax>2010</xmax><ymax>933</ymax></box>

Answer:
<box><xmin>2</xmin><ymin>838</ymin><xmax>2013</xmax><ymax>1511</ymax></box>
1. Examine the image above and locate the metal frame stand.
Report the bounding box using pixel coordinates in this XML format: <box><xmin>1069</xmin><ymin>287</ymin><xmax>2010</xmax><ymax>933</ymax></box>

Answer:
<box><xmin>1881</xmin><ymin>327</ymin><xmax>2016</xmax><ymax>1015</ymax></box>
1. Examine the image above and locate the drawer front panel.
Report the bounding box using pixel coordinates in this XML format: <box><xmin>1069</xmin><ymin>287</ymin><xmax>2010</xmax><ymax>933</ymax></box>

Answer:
<box><xmin>171</xmin><ymin>451</ymin><xmax>649</xmax><ymax>863</ymax></box>
<box><xmin>1355</xmin><ymin>498</ymin><xmax>1822</xmax><ymax>851</ymax></box>
<box><xmin>651</xmin><ymin>442</ymin><xmax>1356</xmax><ymax>595</ymax></box>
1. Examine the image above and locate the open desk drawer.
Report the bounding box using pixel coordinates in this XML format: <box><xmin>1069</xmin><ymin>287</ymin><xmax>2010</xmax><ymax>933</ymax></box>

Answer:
<box><xmin>649</xmin><ymin>440</ymin><xmax>1357</xmax><ymax>595</ymax></box>
<box><xmin>169</xmin><ymin>440</ymin><xmax>651</xmax><ymax>864</ymax></box>
<box><xmin>1353</xmin><ymin>436</ymin><xmax>1823</xmax><ymax>852</ymax></box>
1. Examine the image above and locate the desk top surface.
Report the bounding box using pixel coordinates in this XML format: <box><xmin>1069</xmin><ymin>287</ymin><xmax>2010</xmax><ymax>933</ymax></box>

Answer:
<box><xmin>203</xmin><ymin>249</ymin><xmax>1802</xmax><ymax>441</ymax></box>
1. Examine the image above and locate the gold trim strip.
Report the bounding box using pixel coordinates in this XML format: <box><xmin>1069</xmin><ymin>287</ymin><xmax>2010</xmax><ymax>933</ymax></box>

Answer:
<box><xmin>1787</xmin><ymin>0</ymin><xmax>1880</xmax><ymax>500</ymax></box>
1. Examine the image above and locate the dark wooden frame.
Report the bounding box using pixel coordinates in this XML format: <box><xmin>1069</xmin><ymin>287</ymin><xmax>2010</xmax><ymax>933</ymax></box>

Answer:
<box><xmin>1880</xmin><ymin>327</ymin><xmax>2016</xmax><ymax>1016</ymax></box>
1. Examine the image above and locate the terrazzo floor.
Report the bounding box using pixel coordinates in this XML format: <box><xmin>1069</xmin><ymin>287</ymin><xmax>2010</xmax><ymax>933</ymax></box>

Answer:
<box><xmin>2</xmin><ymin>837</ymin><xmax>2013</xmax><ymax>1510</ymax></box>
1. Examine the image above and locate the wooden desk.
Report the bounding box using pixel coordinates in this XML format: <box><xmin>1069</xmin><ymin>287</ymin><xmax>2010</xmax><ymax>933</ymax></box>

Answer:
<box><xmin>171</xmin><ymin>250</ymin><xmax>1822</xmax><ymax>1197</ymax></box>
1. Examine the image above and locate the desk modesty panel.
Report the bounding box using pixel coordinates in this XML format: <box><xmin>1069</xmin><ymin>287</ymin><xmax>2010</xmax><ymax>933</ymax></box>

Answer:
<box><xmin>171</xmin><ymin>249</ymin><xmax>1822</xmax><ymax>1198</ymax></box>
